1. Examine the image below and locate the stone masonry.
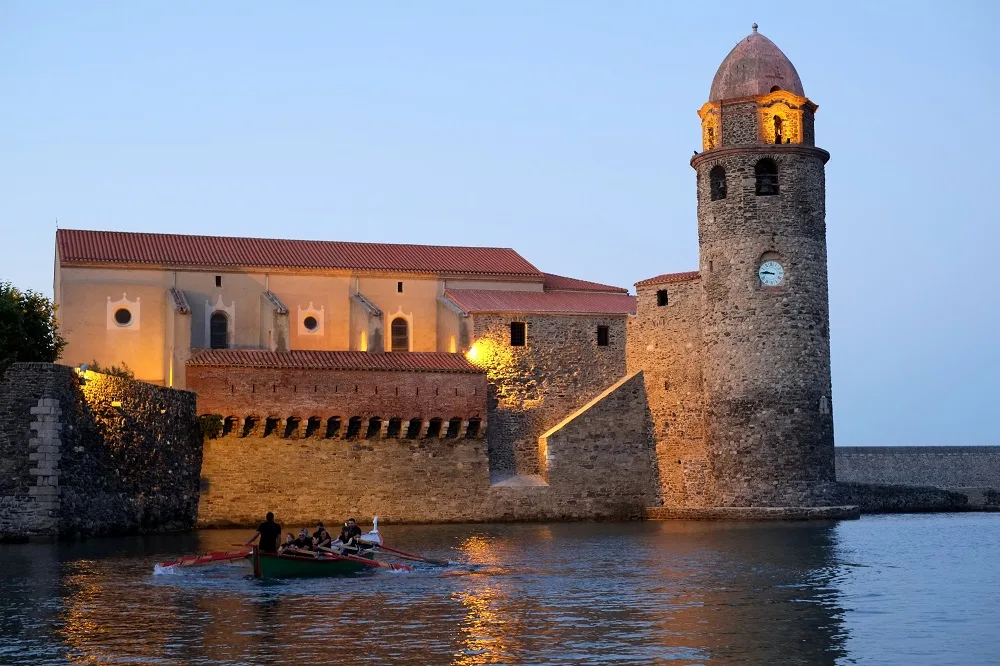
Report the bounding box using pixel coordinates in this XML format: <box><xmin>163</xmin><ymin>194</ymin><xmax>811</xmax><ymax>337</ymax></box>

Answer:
<box><xmin>471</xmin><ymin>313</ymin><xmax>626</xmax><ymax>482</ymax></box>
<box><xmin>0</xmin><ymin>363</ymin><xmax>202</xmax><ymax>540</ymax></box>
<box><xmin>627</xmin><ymin>275</ymin><xmax>710</xmax><ymax>507</ymax></box>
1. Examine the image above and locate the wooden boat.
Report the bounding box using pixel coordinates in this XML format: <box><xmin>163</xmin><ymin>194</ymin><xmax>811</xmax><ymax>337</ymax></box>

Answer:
<box><xmin>154</xmin><ymin>518</ymin><xmax>444</xmax><ymax>578</ymax></box>
<box><xmin>249</xmin><ymin>547</ymin><xmax>380</xmax><ymax>579</ymax></box>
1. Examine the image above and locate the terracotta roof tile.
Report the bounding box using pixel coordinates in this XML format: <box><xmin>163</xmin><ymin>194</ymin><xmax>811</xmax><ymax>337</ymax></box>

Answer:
<box><xmin>57</xmin><ymin>229</ymin><xmax>543</xmax><ymax>278</ymax></box>
<box><xmin>444</xmin><ymin>289</ymin><xmax>636</xmax><ymax>315</ymax></box>
<box><xmin>635</xmin><ymin>271</ymin><xmax>701</xmax><ymax>287</ymax></box>
<box><xmin>543</xmin><ymin>273</ymin><xmax>628</xmax><ymax>294</ymax></box>
<box><xmin>186</xmin><ymin>349</ymin><xmax>482</xmax><ymax>373</ymax></box>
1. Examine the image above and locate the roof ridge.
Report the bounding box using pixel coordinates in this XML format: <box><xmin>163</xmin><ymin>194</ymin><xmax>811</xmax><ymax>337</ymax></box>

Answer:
<box><xmin>56</xmin><ymin>228</ymin><xmax>524</xmax><ymax>254</ymax></box>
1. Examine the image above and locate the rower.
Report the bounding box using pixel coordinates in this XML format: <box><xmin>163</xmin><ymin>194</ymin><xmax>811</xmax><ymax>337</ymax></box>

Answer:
<box><xmin>338</xmin><ymin>517</ymin><xmax>362</xmax><ymax>553</ymax></box>
<box><xmin>245</xmin><ymin>512</ymin><xmax>282</xmax><ymax>554</ymax></box>
<box><xmin>291</xmin><ymin>528</ymin><xmax>312</xmax><ymax>550</ymax></box>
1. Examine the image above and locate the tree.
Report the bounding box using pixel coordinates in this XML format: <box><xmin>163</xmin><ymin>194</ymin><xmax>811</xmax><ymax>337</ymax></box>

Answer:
<box><xmin>0</xmin><ymin>282</ymin><xmax>67</xmax><ymax>377</ymax></box>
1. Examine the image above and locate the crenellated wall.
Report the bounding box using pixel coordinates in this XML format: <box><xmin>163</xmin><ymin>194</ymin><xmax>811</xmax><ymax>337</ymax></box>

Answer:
<box><xmin>197</xmin><ymin>371</ymin><xmax>659</xmax><ymax>526</ymax></box>
<box><xmin>186</xmin><ymin>363</ymin><xmax>488</xmax><ymax>441</ymax></box>
<box><xmin>0</xmin><ymin>363</ymin><xmax>202</xmax><ymax>540</ymax></box>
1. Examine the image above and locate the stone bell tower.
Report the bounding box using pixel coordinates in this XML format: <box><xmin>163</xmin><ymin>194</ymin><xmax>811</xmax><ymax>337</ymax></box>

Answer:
<box><xmin>692</xmin><ymin>25</ymin><xmax>836</xmax><ymax>507</ymax></box>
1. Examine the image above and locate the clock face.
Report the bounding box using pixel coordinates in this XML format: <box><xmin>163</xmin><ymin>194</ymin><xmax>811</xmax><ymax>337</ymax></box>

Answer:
<box><xmin>758</xmin><ymin>260</ymin><xmax>784</xmax><ymax>286</ymax></box>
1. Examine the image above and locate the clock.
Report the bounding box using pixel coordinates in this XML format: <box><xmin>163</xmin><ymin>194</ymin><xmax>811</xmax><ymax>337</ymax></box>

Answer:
<box><xmin>758</xmin><ymin>260</ymin><xmax>784</xmax><ymax>286</ymax></box>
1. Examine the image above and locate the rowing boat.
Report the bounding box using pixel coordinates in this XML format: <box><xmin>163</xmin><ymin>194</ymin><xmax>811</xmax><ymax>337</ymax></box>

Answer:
<box><xmin>249</xmin><ymin>548</ymin><xmax>379</xmax><ymax>579</ymax></box>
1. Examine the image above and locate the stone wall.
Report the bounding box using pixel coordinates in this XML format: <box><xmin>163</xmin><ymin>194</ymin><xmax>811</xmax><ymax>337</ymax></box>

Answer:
<box><xmin>0</xmin><ymin>363</ymin><xmax>201</xmax><ymax>539</ymax></box>
<box><xmin>470</xmin><ymin>313</ymin><xmax>627</xmax><ymax>481</ymax></box>
<box><xmin>198</xmin><ymin>371</ymin><xmax>659</xmax><ymax>525</ymax></box>
<box><xmin>720</xmin><ymin>101</ymin><xmax>758</xmax><ymax>145</ymax></box>
<box><xmin>836</xmin><ymin>446</ymin><xmax>1000</xmax><ymax>488</ymax></box>
<box><xmin>627</xmin><ymin>277</ymin><xmax>711</xmax><ymax>507</ymax></box>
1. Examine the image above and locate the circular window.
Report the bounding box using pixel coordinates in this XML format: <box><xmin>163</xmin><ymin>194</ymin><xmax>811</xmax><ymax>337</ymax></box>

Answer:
<box><xmin>114</xmin><ymin>308</ymin><xmax>132</xmax><ymax>326</ymax></box>
<box><xmin>303</xmin><ymin>316</ymin><xmax>318</xmax><ymax>331</ymax></box>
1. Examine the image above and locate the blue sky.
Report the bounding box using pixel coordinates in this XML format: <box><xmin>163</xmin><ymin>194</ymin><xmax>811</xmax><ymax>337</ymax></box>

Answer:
<box><xmin>2</xmin><ymin>1</ymin><xmax>997</xmax><ymax>446</ymax></box>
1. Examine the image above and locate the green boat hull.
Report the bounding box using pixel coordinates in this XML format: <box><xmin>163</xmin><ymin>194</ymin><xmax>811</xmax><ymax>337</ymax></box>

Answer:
<box><xmin>250</xmin><ymin>550</ymin><xmax>377</xmax><ymax>579</ymax></box>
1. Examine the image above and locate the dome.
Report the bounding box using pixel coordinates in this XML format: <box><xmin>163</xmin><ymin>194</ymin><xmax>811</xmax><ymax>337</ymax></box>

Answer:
<box><xmin>709</xmin><ymin>25</ymin><xmax>804</xmax><ymax>102</ymax></box>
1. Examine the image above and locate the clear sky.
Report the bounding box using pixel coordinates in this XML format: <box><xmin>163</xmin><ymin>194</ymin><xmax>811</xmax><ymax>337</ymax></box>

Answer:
<box><xmin>2</xmin><ymin>1</ymin><xmax>997</xmax><ymax>446</ymax></box>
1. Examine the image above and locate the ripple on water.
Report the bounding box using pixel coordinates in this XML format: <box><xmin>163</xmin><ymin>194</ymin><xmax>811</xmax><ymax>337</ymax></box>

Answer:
<box><xmin>0</xmin><ymin>517</ymin><xmax>998</xmax><ymax>664</ymax></box>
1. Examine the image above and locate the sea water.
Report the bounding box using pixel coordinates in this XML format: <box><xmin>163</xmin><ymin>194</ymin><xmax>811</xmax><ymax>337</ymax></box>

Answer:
<box><xmin>1</xmin><ymin>513</ymin><xmax>997</xmax><ymax>665</ymax></box>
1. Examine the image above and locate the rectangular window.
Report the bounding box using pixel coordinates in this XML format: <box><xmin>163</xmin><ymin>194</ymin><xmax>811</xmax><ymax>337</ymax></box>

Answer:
<box><xmin>397</xmin><ymin>281</ymin><xmax>403</xmax><ymax>293</ymax></box>
<box><xmin>510</xmin><ymin>321</ymin><xmax>526</xmax><ymax>347</ymax></box>
<box><xmin>656</xmin><ymin>289</ymin><xmax>668</xmax><ymax>307</ymax></box>
<box><xmin>597</xmin><ymin>325</ymin><xmax>609</xmax><ymax>346</ymax></box>
<box><xmin>215</xmin><ymin>275</ymin><xmax>222</xmax><ymax>288</ymax></box>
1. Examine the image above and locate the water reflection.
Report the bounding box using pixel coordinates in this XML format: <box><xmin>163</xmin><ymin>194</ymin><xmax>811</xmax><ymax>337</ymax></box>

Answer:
<box><xmin>1</xmin><ymin>517</ymin><xmax>997</xmax><ymax>664</ymax></box>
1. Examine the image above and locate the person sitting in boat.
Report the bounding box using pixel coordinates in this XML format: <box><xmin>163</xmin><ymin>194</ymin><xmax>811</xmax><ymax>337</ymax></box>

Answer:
<box><xmin>245</xmin><ymin>512</ymin><xmax>282</xmax><ymax>554</ymax></box>
<box><xmin>278</xmin><ymin>533</ymin><xmax>295</xmax><ymax>553</ymax></box>
<box><xmin>312</xmin><ymin>521</ymin><xmax>326</xmax><ymax>542</ymax></box>
<box><xmin>337</xmin><ymin>517</ymin><xmax>363</xmax><ymax>553</ymax></box>
<box><xmin>291</xmin><ymin>528</ymin><xmax>313</xmax><ymax>551</ymax></box>
<box><xmin>315</xmin><ymin>529</ymin><xmax>333</xmax><ymax>549</ymax></box>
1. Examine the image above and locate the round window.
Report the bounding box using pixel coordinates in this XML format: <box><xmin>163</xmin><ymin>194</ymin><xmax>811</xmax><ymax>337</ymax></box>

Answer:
<box><xmin>114</xmin><ymin>308</ymin><xmax>132</xmax><ymax>326</ymax></box>
<box><xmin>303</xmin><ymin>316</ymin><xmax>318</xmax><ymax>331</ymax></box>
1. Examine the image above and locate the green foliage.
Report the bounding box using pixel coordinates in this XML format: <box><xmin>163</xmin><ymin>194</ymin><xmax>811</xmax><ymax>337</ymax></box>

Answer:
<box><xmin>87</xmin><ymin>359</ymin><xmax>135</xmax><ymax>379</ymax></box>
<box><xmin>198</xmin><ymin>414</ymin><xmax>224</xmax><ymax>440</ymax></box>
<box><xmin>0</xmin><ymin>281</ymin><xmax>66</xmax><ymax>377</ymax></box>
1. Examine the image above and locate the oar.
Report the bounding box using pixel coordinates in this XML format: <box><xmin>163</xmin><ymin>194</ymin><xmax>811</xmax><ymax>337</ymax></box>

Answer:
<box><xmin>377</xmin><ymin>544</ymin><xmax>450</xmax><ymax>566</ymax></box>
<box><xmin>318</xmin><ymin>546</ymin><xmax>412</xmax><ymax>572</ymax></box>
<box><xmin>157</xmin><ymin>549</ymin><xmax>250</xmax><ymax>569</ymax></box>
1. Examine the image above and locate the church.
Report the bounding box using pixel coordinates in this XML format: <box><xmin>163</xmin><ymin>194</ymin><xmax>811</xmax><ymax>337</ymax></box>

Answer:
<box><xmin>53</xmin><ymin>27</ymin><xmax>848</xmax><ymax>523</ymax></box>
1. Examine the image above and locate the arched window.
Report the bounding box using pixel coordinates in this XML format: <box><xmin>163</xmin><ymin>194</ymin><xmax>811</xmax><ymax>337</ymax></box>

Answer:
<box><xmin>755</xmin><ymin>158</ymin><xmax>779</xmax><ymax>196</ymax></box>
<box><xmin>210</xmin><ymin>312</ymin><xmax>229</xmax><ymax>349</ymax></box>
<box><xmin>390</xmin><ymin>317</ymin><xmax>409</xmax><ymax>352</ymax></box>
<box><xmin>773</xmin><ymin>115</ymin><xmax>783</xmax><ymax>145</ymax></box>
<box><xmin>709</xmin><ymin>165</ymin><xmax>727</xmax><ymax>201</ymax></box>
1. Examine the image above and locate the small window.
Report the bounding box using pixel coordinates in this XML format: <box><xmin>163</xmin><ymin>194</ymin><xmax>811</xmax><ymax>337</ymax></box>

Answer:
<box><xmin>597</xmin><ymin>326</ymin><xmax>609</xmax><ymax>347</ymax></box>
<box><xmin>773</xmin><ymin>115</ymin><xmax>783</xmax><ymax>145</ymax></box>
<box><xmin>656</xmin><ymin>290</ymin><xmax>668</xmax><ymax>307</ymax></box>
<box><xmin>215</xmin><ymin>275</ymin><xmax>222</xmax><ymax>288</ymax></box>
<box><xmin>510</xmin><ymin>321</ymin><xmax>526</xmax><ymax>347</ymax></box>
<box><xmin>210</xmin><ymin>312</ymin><xmax>229</xmax><ymax>349</ymax></box>
<box><xmin>755</xmin><ymin>158</ymin><xmax>779</xmax><ymax>196</ymax></box>
<box><xmin>303</xmin><ymin>316</ymin><xmax>318</xmax><ymax>331</ymax></box>
<box><xmin>397</xmin><ymin>281</ymin><xmax>404</xmax><ymax>293</ymax></box>
<box><xmin>114</xmin><ymin>308</ymin><xmax>132</xmax><ymax>326</ymax></box>
<box><xmin>709</xmin><ymin>165</ymin><xmax>727</xmax><ymax>201</ymax></box>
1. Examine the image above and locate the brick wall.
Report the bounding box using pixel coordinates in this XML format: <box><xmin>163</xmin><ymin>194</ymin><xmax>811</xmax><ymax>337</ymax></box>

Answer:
<box><xmin>186</xmin><ymin>364</ymin><xmax>487</xmax><ymax>441</ymax></box>
<box><xmin>0</xmin><ymin>363</ymin><xmax>201</xmax><ymax>540</ymax></box>
<box><xmin>470</xmin><ymin>314</ymin><xmax>627</xmax><ymax>481</ymax></box>
<box><xmin>627</xmin><ymin>278</ymin><xmax>711</xmax><ymax>507</ymax></box>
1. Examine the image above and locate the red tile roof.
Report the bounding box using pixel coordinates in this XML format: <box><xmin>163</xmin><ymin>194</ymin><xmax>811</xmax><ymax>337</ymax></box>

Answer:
<box><xmin>186</xmin><ymin>349</ymin><xmax>482</xmax><ymax>373</ymax></box>
<box><xmin>543</xmin><ymin>273</ymin><xmax>628</xmax><ymax>294</ymax></box>
<box><xmin>635</xmin><ymin>271</ymin><xmax>701</xmax><ymax>287</ymax></box>
<box><xmin>57</xmin><ymin>229</ymin><xmax>543</xmax><ymax>278</ymax></box>
<box><xmin>444</xmin><ymin>289</ymin><xmax>636</xmax><ymax>315</ymax></box>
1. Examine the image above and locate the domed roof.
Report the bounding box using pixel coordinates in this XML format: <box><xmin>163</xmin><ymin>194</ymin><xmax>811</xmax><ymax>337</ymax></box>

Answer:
<box><xmin>709</xmin><ymin>25</ymin><xmax>804</xmax><ymax>102</ymax></box>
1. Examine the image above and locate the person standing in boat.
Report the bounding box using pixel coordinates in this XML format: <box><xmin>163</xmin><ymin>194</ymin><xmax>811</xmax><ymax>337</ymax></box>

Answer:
<box><xmin>246</xmin><ymin>512</ymin><xmax>282</xmax><ymax>554</ymax></box>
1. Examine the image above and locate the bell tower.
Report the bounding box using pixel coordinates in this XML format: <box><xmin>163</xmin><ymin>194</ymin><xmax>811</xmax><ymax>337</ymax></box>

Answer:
<box><xmin>692</xmin><ymin>25</ymin><xmax>836</xmax><ymax>506</ymax></box>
